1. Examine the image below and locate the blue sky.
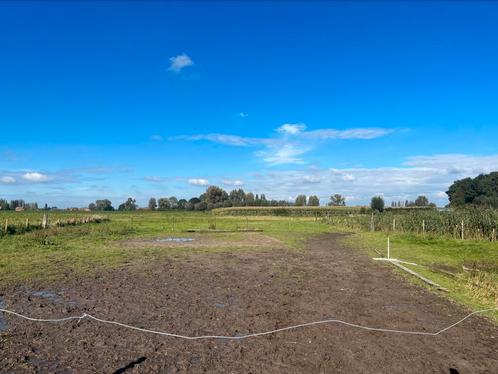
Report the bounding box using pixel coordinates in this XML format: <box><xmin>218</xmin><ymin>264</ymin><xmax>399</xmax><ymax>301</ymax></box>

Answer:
<box><xmin>1</xmin><ymin>1</ymin><xmax>498</xmax><ymax>207</ymax></box>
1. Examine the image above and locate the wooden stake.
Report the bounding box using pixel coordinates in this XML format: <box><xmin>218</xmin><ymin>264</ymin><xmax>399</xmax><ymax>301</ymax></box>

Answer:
<box><xmin>461</xmin><ymin>220</ymin><xmax>464</xmax><ymax>240</ymax></box>
<box><xmin>4</xmin><ymin>219</ymin><xmax>8</xmax><ymax>233</ymax></box>
<box><xmin>422</xmin><ymin>220</ymin><xmax>425</xmax><ymax>235</ymax></box>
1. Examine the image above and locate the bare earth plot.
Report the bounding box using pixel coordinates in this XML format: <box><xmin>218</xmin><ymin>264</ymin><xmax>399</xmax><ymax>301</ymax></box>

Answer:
<box><xmin>1</xmin><ymin>233</ymin><xmax>497</xmax><ymax>373</ymax></box>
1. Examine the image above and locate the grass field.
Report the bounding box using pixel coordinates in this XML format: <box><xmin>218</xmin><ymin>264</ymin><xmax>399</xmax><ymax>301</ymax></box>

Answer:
<box><xmin>1</xmin><ymin>210</ymin><xmax>496</xmax><ymax>320</ymax></box>
<box><xmin>0</xmin><ymin>211</ymin><xmax>332</xmax><ymax>284</ymax></box>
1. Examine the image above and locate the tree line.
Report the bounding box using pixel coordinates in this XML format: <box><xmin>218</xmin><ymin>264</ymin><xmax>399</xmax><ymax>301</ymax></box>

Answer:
<box><xmin>0</xmin><ymin>199</ymin><xmax>54</xmax><ymax>211</ymax></box>
<box><xmin>86</xmin><ymin>187</ymin><xmax>352</xmax><ymax>212</ymax></box>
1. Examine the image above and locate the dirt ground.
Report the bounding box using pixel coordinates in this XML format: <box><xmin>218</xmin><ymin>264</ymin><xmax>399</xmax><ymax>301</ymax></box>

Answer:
<box><xmin>1</xmin><ymin>233</ymin><xmax>497</xmax><ymax>373</ymax></box>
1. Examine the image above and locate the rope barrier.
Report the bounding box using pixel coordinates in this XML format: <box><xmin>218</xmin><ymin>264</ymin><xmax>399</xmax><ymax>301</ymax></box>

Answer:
<box><xmin>1</xmin><ymin>307</ymin><xmax>496</xmax><ymax>340</ymax></box>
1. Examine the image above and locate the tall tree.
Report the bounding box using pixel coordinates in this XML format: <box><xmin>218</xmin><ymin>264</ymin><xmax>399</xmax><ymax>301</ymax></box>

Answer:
<box><xmin>95</xmin><ymin>199</ymin><xmax>114</xmax><ymax>211</ymax></box>
<box><xmin>148</xmin><ymin>198</ymin><xmax>157</xmax><ymax>211</ymax></box>
<box><xmin>118</xmin><ymin>197</ymin><xmax>137</xmax><ymax>211</ymax></box>
<box><xmin>295</xmin><ymin>195</ymin><xmax>307</xmax><ymax>206</ymax></box>
<box><xmin>328</xmin><ymin>194</ymin><xmax>346</xmax><ymax>206</ymax></box>
<box><xmin>157</xmin><ymin>198</ymin><xmax>171</xmax><ymax>210</ymax></box>
<box><xmin>414</xmin><ymin>195</ymin><xmax>429</xmax><ymax>206</ymax></box>
<box><xmin>370</xmin><ymin>196</ymin><xmax>385</xmax><ymax>212</ymax></box>
<box><xmin>308</xmin><ymin>195</ymin><xmax>320</xmax><ymax>206</ymax></box>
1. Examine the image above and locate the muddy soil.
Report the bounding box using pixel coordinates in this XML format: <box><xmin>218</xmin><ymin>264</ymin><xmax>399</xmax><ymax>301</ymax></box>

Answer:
<box><xmin>1</xmin><ymin>233</ymin><xmax>497</xmax><ymax>373</ymax></box>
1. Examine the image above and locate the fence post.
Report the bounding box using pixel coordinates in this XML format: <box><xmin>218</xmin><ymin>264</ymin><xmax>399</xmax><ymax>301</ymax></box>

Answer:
<box><xmin>370</xmin><ymin>212</ymin><xmax>374</xmax><ymax>232</ymax></box>
<box><xmin>461</xmin><ymin>220</ymin><xmax>464</xmax><ymax>240</ymax></box>
<box><xmin>422</xmin><ymin>220</ymin><xmax>425</xmax><ymax>235</ymax></box>
<box><xmin>25</xmin><ymin>218</ymin><xmax>29</xmax><ymax>228</ymax></box>
<box><xmin>4</xmin><ymin>219</ymin><xmax>8</xmax><ymax>233</ymax></box>
<box><xmin>42</xmin><ymin>214</ymin><xmax>48</xmax><ymax>229</ymax></box>
<box><xmin>492</xmin><ymin>228</ymin><xmax>496</xmax><ymax>242</ymax></box>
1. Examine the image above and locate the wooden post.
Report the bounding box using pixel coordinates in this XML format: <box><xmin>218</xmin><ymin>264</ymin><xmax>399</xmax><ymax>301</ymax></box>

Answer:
<box><xmin>492</xmin><ymin>228</ymin><xmax>496</xmax><ymax>242</ymax></box>
<box><xmin>370</xmin><ymin>212</ymin><xmax>374</xmax><ymax>232</ymax></box>
<box><xmin>461</xmin><ymin>220</ymin><xmax>464</xmax><ymax>240</ymax></box>
<box><xmin>42</xmin><ymin>214</ymin><xmax>48</xmax><ymax>229</ymax></box>
<box><xmin>387</xmin><ymin>236</ymin><xmax>390</xmax><ymax>259</ymax></box>
<box><xmin>25</xmin><ymin>218</ymin><xmax>29</xmax><ymax>228</ymax></box>
<box><xmin>422</xmin><ymin>220</ymin><xmax>425</xmax><ymax>235</ymax></box>
<box><xmin>4</xmin><ymin>219</ymin><xmax>8</xmax><ymax>233</ymax></box>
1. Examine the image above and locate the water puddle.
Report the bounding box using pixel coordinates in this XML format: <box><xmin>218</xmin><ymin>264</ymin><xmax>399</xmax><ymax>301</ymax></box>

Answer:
<box><xmin>213</xmin><ymin>302</ymin><xmax>225</xmax><ymax>309</ymax></box>
<box><xmin>156</xmin><ymin>237</ymin><xmax>194</xmax><ymax>243</ymax></box>
<box><xmin>0</xmin><ymin>296</ymin><xmax>7</xmax><ymax>331</ymax></box>
<box><xmin>28</xmin><ymin>289</ymin><xmax>77</xmax><ymax>307</ymax></box>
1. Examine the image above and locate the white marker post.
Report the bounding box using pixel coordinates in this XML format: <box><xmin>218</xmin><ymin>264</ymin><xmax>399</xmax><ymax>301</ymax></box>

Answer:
<box><xmin>387</xmin><ymin>236</ymin><xmax>390</xmax><ymax>259</ymax></box>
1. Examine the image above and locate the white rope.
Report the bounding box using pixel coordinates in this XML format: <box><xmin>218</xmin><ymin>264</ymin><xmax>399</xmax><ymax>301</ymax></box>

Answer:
<box><xmin>1</xmin><ymin>307</ymin><xmax>496</xmax><ymax>340</ymax></box>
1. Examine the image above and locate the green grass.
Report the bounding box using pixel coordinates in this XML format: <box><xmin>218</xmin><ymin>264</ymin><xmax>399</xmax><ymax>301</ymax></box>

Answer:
<box><xmin>0</xmin><ymin>211</ymin><xmax>331</xmax><ymax>285</ymax></box>
<box><xmin>341</xmin><ymin>231</ymin><xmax>498</xmax><ymax>321</ymax></box>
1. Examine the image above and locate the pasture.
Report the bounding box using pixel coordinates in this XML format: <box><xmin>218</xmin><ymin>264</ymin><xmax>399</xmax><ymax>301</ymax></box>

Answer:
<box><xmin>1</xmin><ymin>210</ymin><xmax>497</xmax><ymax>372</ymax></box>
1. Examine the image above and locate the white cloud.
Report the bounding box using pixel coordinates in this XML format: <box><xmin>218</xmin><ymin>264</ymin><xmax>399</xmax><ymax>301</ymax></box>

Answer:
<box><xmin>221</xmin><ymin>179</ymin><xmax>244</xmax><ymax>187</ymax></box>
<box><xmin>188</xmin><ymin>178</ymin><xmax>209</xmax><ymax>186</ymax></box>
<box><xmin>168</xmin><ymin>53</ymin><xmax>194</xmax><ymax>73</ymax></box>
<box><xmin>256</xmin><ymin>144</ymin><xmax>308</xmax><ymax>166</ymax></box>
<box><xmin>305</xmin><ymin>128</ymin><xmax>393</xmax><ymax>140</ymax></box>
<box><xmin>172</xmin><ymin>134</ymin><xmax>261</xmax><ymax>147</ymax></box>
<box><xmin>144</xmin><ymin>176</ymin><xmax>162</xmax><ymax>183</ymax></box>
<box><xmin>0</xmin><ymin>176</ymin><xmax>16</xmax><ymax>184</ymax></box>
<box><xmin>341</xmin><ymin>174</ymin><xmax>355</xmax><ymax>181</ymax></box>
<box><xmin>436</xmin><ymin>191</ymin><xmax>447</xmax><ymax>198</ymax></box>
<box><xmin>238</xmin><ymin>112</ymin><xmax>249</xmax><ymax>118</ymax></box>
<box><xmin>241</xmin><ymin>154</ymin><xmax>498</xmax><ymax>206</ymax></box>
<box><xmin>172</xmin><ymin>123</ymin><xmax>394</xmax><ymax>166</ymax></box>
<box><xmin>22</xmin><ymin>172</ymin><xmax>51</xmax><ymax>182</ymax></box>
<box><xmin>277</xmin><ymin>123</ymin><xmax>306</xmax><ymax>135</ymax></box>
<box><xmin>150</xmin><ymin>134</ymin><xmax>164</xmax><ymax>141</ymax></box>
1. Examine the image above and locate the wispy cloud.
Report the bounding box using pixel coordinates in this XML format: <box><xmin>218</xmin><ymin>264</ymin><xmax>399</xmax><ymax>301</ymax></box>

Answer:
<box><xmin>0</xmin><ymin>176</ymin><xmax>16</xmax><ymax>184</ymax></box>
<box><xmin>168</xmin><ymin>53</ymin><xmax>194</xmax><ymax>73</ymax></box>
<box><xmin>256</xmin><ymin>144</ymin><xmax>308</xmax><ymax>166</ymax></box>
<box><xmin>172</xmin><ymin>123</ymin><xmax>394</xmax><ymax>166</ymax></box>
<box><xmin>238</xmin><ymin>112</ymin><xmax>249</xmax><ymax>118</ymax></box>
<box><xmin>221</xmin><ymin>179</ymin><xmax>244</xmax><ymax>187</ymax></box>
<box><xmin>144</xmin><ymin>176</ymin><xmax>162</xmax><ymax>183</ymax></box>
<box><xmin>188</xmin><ymin>178</ymin><xmax>209</xmax><ymax>186</ymax></box>
<box><xmin>150</xmin><ymin>134</ymin><xmax>164</xmax><ymax>141</ymax></box>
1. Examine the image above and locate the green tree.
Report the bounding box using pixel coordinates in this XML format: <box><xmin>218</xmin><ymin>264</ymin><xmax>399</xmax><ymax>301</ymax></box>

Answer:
<box><xmin>370</xmin><ymin>196</ymin><xmax>385</xmax><ymax>212</ymax></box>
<box><xmin>157</xmin><ymin>198</ymin><xmax>170</xmax><ymax>210</ymax></box>
<box><xmin>414</xmin><ymin>195</ymin><xmax>429</xmax><ymax>206</ymax></box>
<box><xmin>295</xmin><ymin>195</ymin><xmax>307</xmax><ymax>206</ymax></box>
<box><xmin>328</xmin><ymin>194</ymin><xmax>346</xmax><ymax>206</ymax></box>
<box><xmin>0</xmin><ymin>199</ymin><xmax>9</xmax><ymax>210</ymax></box>
<box><xmin>148</xmin><ymin>198</ymin><xmax>157</xmax><ymax>211</ymax></box>
<box><xmin>95</xmin><ymin>199</ymin><xmax>114</xmax><ymax>211</ymax></box>
<box><xmin>118</xmin><ymin>197</ymin><xmax>137</xmax><ymax>211</ymax></box>
<box><xmin>308</xmin><ymin>195</ymin><xmax>320</xmax><ymax>206</ymax></box>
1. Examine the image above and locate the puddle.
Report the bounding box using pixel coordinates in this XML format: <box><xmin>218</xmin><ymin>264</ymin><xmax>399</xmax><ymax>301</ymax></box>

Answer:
<box><xmin>0</xmin><ymin>296</ymin><xmax>7</xmax><ymax>331</ymax></box>
<box><xmin>28</xmin><ymin>289</ymin><xmax>77</xmax><ymax>307</ymax></box>
<box><xmin>156</xmin><ymin>237</ymin><xmax>194</xmax><ymax>243</ymax></box>
<box><xmin>213</xmin><ymin>302</ymin><xmax>225</xmax><ymax>309</ymax></box>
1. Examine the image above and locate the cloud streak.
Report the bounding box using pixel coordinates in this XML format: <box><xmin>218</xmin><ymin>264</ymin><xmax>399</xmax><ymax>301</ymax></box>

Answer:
<box><xmin>188</xmin><ymin>178</ymin><xmax>209</xmax><ymax>186</ymax></box>
<box><xmin>171</xmin><ymin>123</ymin><xmax>394</xmax><ymax>166</ymax></box>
